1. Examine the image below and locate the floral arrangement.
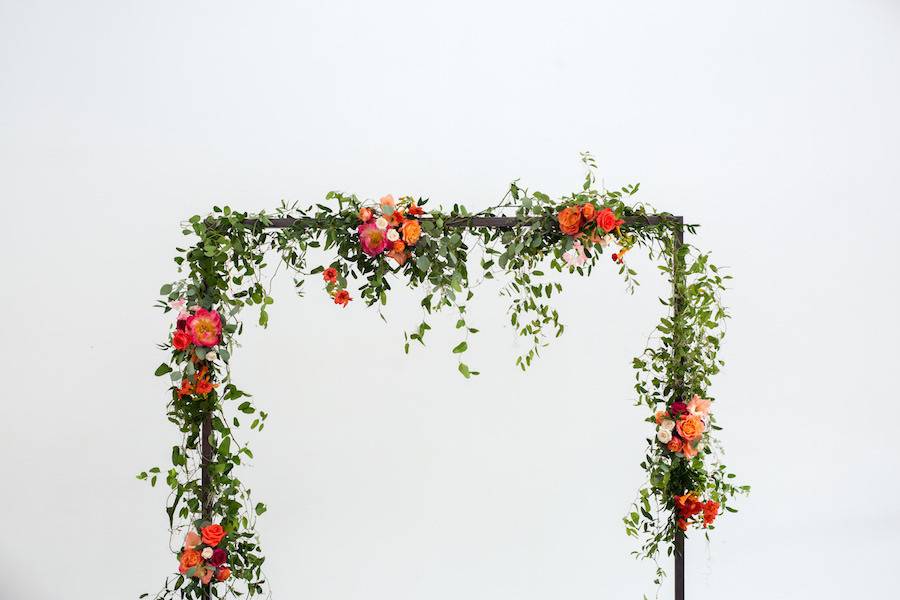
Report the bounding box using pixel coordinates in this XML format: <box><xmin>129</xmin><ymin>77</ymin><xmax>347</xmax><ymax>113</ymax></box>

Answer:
<box><xmin>177</xmin><ymin>523</ymin><xmax>232</xmax><ymax>585</ymax></box>
<box><xmin>142</xmin><ymin>154</ymin><xmax>746</xmax><ymax>598</ymax></box>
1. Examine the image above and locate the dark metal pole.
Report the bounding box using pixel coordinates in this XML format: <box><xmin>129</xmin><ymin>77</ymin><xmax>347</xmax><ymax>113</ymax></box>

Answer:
<box><xmin>201</xmin><ymin>411</ymin><xmax>213</xmax><ymax>600</ymax></box>
<box><xmin>671</xmin><ymin>217</ymin><xmax>685</xmax><ymax>600</ymax></box>
<box><xmin>674</xmin><ymin>529</ymin><xmax>685</xmax><ymax>600</ymax></box>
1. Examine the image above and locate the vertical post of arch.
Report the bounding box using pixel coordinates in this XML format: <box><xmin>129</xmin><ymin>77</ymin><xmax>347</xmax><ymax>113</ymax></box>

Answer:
<box><xmin>201</xmin><ymin>412</ymin><xmax>213</xmax><ymax>600</ymax></box>
<box><xmin>671</xmin><ymin>216</ymin><xmax>686</xmax><ymax>600</ymax></box>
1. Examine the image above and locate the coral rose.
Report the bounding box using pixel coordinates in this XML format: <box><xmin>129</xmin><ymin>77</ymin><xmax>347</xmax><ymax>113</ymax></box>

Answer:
<box><xmin>596</xmin><ymin>207</ymin><xmax>624</xmax><ymax>233</ymax></box>
<box><xmin>359</xmin><ymin>207</ymin><xmax>373</xmax><ymax>222</ymax></box>
<box><xmin>358</xmin><ymin>222</ymin><xmax>389</xmax><ymax>256</ymax></box>
<box><xmin>676</xmin><ymin>415</ymin><xmax>704</xmax><ymax>442</ymax></box>
<box><xmin>201</xmin><ymin>524</ymin><xmax>226</xmax><ymax>547</ymax></box>
<box><xmin>667</xmin><ymin>436</ymin><xmax>683</xmax><ymax>453</ymax></box>
<box><xmin>216</xmin><ymin>567</ymin><xmax>231</xmax><ymax>582</ymax></box>
<box><xmin>581</xmin><ymin>203</ymin><xmax>596</xmax><ymax>221</ymax></box>
<box><xmin>323</xmin><ymin>267</ymin><xmax>338</xmax><ymax>283</ymax></box>
<box><xmin>172</xmin><ymin>330</ymin><xmax>191</xmax><ymax>351</ymax></box>
<box><xmin>186</xmin><ymin>309</ymin><xmax>222</xmax><ymax>347</ymax></box>
<box><xmin>557</xmin><ymin>206</ymin><xmax>582</xmax><ymax>236</ymax></box>
<box><xmin>401</xmin><ymin>220</ymin><xmax>421</xmax><ymax>245</ymax></box>
<box><xmin>179</xmin><ymin>549</ymin><xmax>202</xmax><ymax>574</ymax></box>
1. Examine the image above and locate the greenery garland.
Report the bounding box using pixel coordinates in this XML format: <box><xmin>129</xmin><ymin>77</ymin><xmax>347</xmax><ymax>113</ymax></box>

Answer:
<box><xmin>140</xmin><ymin>155</ymin><xmax>747</xmax><ymax>598</ymax></box>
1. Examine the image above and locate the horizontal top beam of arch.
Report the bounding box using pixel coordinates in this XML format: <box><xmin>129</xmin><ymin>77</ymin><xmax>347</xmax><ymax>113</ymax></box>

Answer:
<box><xmin>246</xmin><ymin>214</ymin><xmax>683</xmax><ymax>230</ymax></box>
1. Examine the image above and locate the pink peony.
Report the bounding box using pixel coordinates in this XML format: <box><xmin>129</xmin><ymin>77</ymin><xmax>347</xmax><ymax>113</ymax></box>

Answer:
<box><xmin>186</xmin><ymin>309</ymin><xmax>222</xmax><ymax>347</ymax></box>
<box><xmin>358</xmin><ymin>222</ymin><xmax>390</xmax><ymax>256</ymax></box>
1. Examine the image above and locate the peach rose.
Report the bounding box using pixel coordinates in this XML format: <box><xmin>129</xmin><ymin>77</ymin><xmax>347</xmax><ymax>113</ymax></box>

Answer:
<box><xmin>557</xmin><ymin>206</ymin><xmax>582</xmax><ymax>236</ymax></box>
<box><xmin>379</xmin><ymin>194</ymin><xmax>395</xmax><ymax>208</ymax></box>
<box><xmin>359</xmin><ymin>207</ymin><xmax>373</xmax><ymax>222</ymax></box>
<box><xmin>184</xmin><ymin>530</ymin><xmax>201</xmax><ymax>550</ymax></box>
<box><xmin>178</xmin><ymin>549</ymin><xmax>202</xmax><ymax>574</ymax></box>
<box><xmin>654</xmin><ymin>410</ymin><xmax>668</xmax><ymax>424</ymax></box>
<box><xmin>676</xmin><ymin>415</ymin><xmax>704</xmax><ymax>442</ymax></box>
<box><xmin>201</xmin><ymin>523</ymin><xmax>226</xmax><ymax>547</ymax></box>
<box><xmin>401</xmin><ymin>220</ymin><xmax>421</xmax><ymax>245</ymax></box>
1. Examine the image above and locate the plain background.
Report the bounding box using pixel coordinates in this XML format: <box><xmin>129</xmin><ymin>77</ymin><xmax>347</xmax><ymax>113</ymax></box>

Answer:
<box><xmin>1</xmin><ymin>1</ymin><xmax>899</xmax><ymax>599</ymax></box>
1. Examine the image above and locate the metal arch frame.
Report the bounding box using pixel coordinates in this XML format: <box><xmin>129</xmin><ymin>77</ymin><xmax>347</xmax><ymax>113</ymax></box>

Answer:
<box><xmin>200</xmin><ymin>213</ymin><xmax>688</xmax><ymax>600</ymax></box>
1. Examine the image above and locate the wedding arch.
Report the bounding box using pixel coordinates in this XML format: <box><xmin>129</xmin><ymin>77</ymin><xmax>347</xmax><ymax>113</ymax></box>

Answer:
<box><xmin>141</xmin><ymin>155</ymin><xmax>747</xmax><ymax>600</ymax></box>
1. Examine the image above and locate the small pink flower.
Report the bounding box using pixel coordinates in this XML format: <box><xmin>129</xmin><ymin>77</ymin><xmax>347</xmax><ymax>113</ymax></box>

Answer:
<box><xmin>184</xmin><ymin>530</ymin><xmax>201</xmax><ymax>550</ymax></box>
<box><xmin>358</xmin><ymin>222</ymin><xmax>390</xmax><ymax>256</ymax></box>
<box><xmin>201</xmin><ymin>547</ymin><xmax>214</xmax><ymax>559</ymax></box>
<box><xmin>563</xmin><ymin>240</ymin><xmax>587</xmax><ymax>267</ymax></box>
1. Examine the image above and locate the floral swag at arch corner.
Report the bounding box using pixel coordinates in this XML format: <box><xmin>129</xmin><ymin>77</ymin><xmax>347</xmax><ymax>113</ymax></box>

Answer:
<box><xmin>140</xmin><ymin>154</ymin><xmax>748</xmax><ymax>599</ymax></box>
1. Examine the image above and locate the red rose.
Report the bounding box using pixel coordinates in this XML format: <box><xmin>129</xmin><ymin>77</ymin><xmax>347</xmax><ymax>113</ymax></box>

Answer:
<box><xmin>596</xmin><ymin>207</ymin><xmax>624</xmax><ymax>233</ymax></box>
<box><xmin>208</xmin><ymin>548</ymin><xmax>227</xmax><ymax>567</ymax></box>
<box><xmin>201</xmin><ymin>523</ymin><xmax>226</xmax><ymax>547</ymax></box>
<box><xmin>172</xmin><ymin>330</ymin><xmax>191</xmax><ymax>350</ymax></box>
<box><xmin>669</xmin><ymin>402</ymin><xmax>688</xmax><ymax>416</ymax></box>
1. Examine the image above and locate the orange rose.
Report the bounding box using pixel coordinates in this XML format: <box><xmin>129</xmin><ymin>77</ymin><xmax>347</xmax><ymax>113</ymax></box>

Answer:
<box><xmin>178</xmin><ymin>549</ymin><xmax>202</xmax><ymax>574</ymax></box>
<box><xmin>654</xmin><ymin>410</ymin><xmax>668</xmax><ymax>424</ymax></box>
<box><xmin>359</xmin><ymin>207</ymin><xmax>373</xmax><ymax>222</ymax></box>
<box><xmin>557</xmin><ymin>206</ymin><xmax>582</xmax><ymax>236</ymax></box>
<box><xmin>216</xmin><ymin>567</ymin><xmax>231</xmax><ymax>582</ymax></box>
<box><xmin>667</xmin><ymin>436</ymin><xmax>683</xmax><ymax>453</ymax></box>
<box><xmin>401</xmin><ymin>220</ymin><xmax>421</xmax><ymax>245</ymax></box>
<box><xmin>676</xmin><ymin>415</ymin><xmax>704</xmax><ymax>441</ymax></box>
<box><xmin>596</xmin><ymin>207</ymin><xmax>624</xmax><ymax>233</ymax></box>
<box><xmin>392</xmin><ymin>240</ymin><xmax>406</xmax><ymax>252</ymax></box>
<box><xmin>201</xmin><ymin>523</ymin><xmax>226</xmax><ymax>547</ymax></box>
<box><xmin>581</xmin><ymin>203</ymin><xmax>596</xmax><ymax>221</ymax></box>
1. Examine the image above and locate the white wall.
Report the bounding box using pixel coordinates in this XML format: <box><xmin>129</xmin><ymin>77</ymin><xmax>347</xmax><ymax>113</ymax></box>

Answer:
<box><xmin>1</xmin><ymin>1</ymin><xmax>898</xmax><ymax>599</ymax></box>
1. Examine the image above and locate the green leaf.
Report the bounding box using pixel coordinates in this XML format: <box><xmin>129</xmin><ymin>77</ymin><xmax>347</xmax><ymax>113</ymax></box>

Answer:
<box><xmin>154</xmin><ymin>363</ymin><xmax>173</xmax><ymax>376</ymax></box>
<box><xmin>452</xmin><ymin>341</ymin><xmax>468</xmax><ymax>354</ymax></box>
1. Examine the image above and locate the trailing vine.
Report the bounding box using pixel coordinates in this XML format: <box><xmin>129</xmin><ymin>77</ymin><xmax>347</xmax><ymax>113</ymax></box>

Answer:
<box><xmin>140</xmin><ymin>154</ymin><xmax>747</xmax><ymax>598</ymax></box>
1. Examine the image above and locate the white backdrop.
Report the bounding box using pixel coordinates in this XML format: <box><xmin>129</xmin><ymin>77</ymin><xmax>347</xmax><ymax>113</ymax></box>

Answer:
<box><xmin>1</xmin><ymin>1</ymin><xmax>899</xmax><ymax>599</ymax></box>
